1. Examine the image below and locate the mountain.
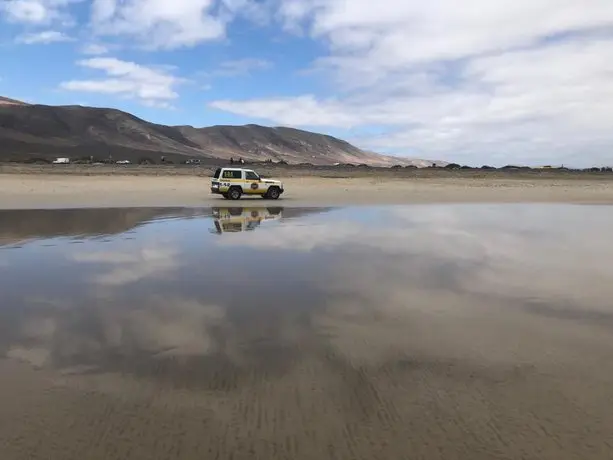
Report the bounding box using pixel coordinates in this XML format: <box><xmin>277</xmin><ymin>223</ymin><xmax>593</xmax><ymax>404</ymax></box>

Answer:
<box><xmin>0</xmin><ymin>100</ymin><xmax>434</xmax><ymax>166</ymax></box>
<box><xmin>0</xmin><ymin>96</ymin><xmax>27</xmax><ymax>106</ymax></box>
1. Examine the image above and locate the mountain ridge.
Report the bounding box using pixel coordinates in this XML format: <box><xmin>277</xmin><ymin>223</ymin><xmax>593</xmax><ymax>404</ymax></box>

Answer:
<box><xmin>0</xmin><ymin>96</ymin><xmax>28</xmax><ymax>106</ymax></box>
<box><xmin>0</xmin><ymin>98</ymin><xmax>443</xmax><ymax>167</ymax></box>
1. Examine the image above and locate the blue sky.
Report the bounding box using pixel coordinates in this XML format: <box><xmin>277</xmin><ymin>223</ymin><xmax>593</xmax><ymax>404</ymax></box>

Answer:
<box><xmin>1</xmin><ymin>0</ymin><xmax>613</xmax><ymax>167</ymax></box>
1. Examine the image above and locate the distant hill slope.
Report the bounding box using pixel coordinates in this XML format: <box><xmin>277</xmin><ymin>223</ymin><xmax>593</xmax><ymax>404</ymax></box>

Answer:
<box><xmin>0</xmin><ymin>96</ymin><xmax>27</xmax><ymax>106</ymax></box>
<box><xmin>0</xmin><ymin>100</ymin><xmax>438</xmax><ymax>166</ymax></box>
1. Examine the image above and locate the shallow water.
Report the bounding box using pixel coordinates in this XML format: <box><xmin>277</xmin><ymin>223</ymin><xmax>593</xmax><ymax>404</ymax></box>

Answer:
<box><xmin>1</xmin><ymin>204</ymin><xmax>613</xmax><ymax>460</ymax></box>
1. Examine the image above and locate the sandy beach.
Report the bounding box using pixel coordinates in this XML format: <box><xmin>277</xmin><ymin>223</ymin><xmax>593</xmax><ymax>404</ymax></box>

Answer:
<box><xmin>2</xmin><ymin>203</ymin><xmax>613</xmax><ymax>460</ymax></box>
<box><xmin>2</xmin><ymin>173</ymin><xmax>613</xmax><ymax>208</ymax></box>
<box><xmin>2</xmin><ymin>171</ymin><xmax>613</xmax><ymax>460</ymax></box>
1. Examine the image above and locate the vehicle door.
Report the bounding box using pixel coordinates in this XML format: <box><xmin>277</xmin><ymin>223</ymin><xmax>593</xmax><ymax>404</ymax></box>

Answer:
<box><xmin>244</xmin><ymin>170</ymin><xmax>262</xmax><ymax>194</ymax></box>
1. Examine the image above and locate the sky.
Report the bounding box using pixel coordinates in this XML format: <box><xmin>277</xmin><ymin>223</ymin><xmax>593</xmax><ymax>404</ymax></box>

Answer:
<box><xmin>1</xmin><ymin>0</ymin><xmax>613</xmax><ymax>167</ymax></box>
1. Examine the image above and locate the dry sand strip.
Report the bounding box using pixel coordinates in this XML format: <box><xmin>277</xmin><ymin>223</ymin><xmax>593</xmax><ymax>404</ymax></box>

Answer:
<box><xmin>1</xmin><ymin>174</ymin><xmax>613</xmax><ymax>209</ymax></box>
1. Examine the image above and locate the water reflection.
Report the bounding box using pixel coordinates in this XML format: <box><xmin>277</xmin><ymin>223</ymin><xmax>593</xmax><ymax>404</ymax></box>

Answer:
<box><xmin>1</xmin><ymin>204</ymin><xmax>613</xmax><ymax>459</ymax></box>
<box><xmin>2</xmin><ymin>203</ymin><xmax>613</xmax><ymax>374</ymax></box>
<box><xmin>0</xmin><ymin>207</ymin><xmax>209</xmax><ymax>247</ymax></box>
<box><xmin>210</xmin><ymin>206</ymin><xmax>284</xmax><ymax>234</ymax></box>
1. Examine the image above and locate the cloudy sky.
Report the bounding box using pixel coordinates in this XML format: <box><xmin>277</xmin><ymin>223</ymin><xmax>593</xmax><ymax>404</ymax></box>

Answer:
<box><xmin>1</xmin><ymin>0</ymin><xmax>613</xmax><ymax>166</ymax></box>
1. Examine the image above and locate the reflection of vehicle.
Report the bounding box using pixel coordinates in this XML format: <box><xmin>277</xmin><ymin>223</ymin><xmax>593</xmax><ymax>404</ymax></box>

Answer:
<box><xmin>211</xmin><ymin>168</ymin><xmax>284</xmax><ymax>200</ymax></box>
<box><xmin>211</xmin><ymin>207</ymin><xmax>283</xmax><ymax>234</ymax></box>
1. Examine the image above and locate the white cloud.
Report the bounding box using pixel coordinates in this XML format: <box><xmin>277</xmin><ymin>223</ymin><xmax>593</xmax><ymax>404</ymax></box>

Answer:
<box><xmin>16</xmin><ymin>29</ymin><xmax>72</xmax><ymax>44</ymax></box>
<box><xmin>59</xmin><ymin>57</ymin><xmax>185</xmax><ymax>107</ymax></box>
<box><xmin>211</xmin><ymin>95</ymin><xmax>360</xmax><ymax>127</ymax></box>
<box><xmin>90</xmin><ymin>0</ymin><xmax>226</xmax><ymax>50</ymax></box>
<box><xmin>1</xmin><ymin>0</ymin><xmax>82</xmax><ymax>24</ymax></box>
<box><xmin>80</xmin><ymin>43</ymin><xmax>109</xmax><ymax>55</ymax></box>
<box><xmin>2</xmin><ymin>0</ymin><xmax>48</xmax><ymax>23</ymax></box>
<box><xmin>210</xmin><ymin>1</ymin><xmax>613</xmax><ymax>166</ymax></box>
<box><xmin>279</xmin><ymin>0</ymin><xmax>613</xmax><ymax>67</ymax></box>
<box><xmin>88</xmin><ymin>0</ymin><xmax>272</xmax><ymax>50</ymax></box>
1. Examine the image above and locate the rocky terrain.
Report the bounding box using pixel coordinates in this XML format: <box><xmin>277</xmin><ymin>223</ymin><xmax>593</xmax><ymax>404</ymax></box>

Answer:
<box><xmin>0</xmin><ymin>97</ymin><xmax>438</xmax><ymax>167</ymax></box>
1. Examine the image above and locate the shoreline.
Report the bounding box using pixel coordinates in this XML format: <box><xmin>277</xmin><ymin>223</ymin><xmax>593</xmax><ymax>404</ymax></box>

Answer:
<box><xmin>2</xmin><ymin>173</ymin><xmax>613</xmax><ymax>209</ymax></box>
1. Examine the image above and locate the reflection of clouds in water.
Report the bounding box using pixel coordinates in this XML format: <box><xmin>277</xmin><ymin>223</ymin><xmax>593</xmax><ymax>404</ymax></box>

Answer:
<box><xmin>3</xmin><ymin>297</ymin><xmax>226</xmax><ymax>371</ymax></box>
<box><xmin>2</xmin><ymin>290</ymin><xmax>317</xmax><ymax>389</ymax></box>
<box><xmin>71</xmin><ymin>246</ymin><xmax>180</xmax><ymax>286</ymax></box>
<box><xmin>217</xmin><ymin>221</ymin><xmax>364</xmax><ymax>251</ymax></box>
<box><xmin>216</xmin><ymin>210</ymin><xmax>488</xmax><ymax>262</ymax></box>
<box><xmin>126</xmin><ymin>298</ymin><xmax>225</xmax><ymax>357</ymax></box>
<box><xmin>221</xmin><ymin>205</ymin><xmax>613</xmax><ymax>310</ymax></box>
<box><xmin>6</xmin><ymin>346</ymin><xmax>51</xmax><ymax>368</ymax></box>
<box><xmin>390</xmin><ymin>206</ymin><xmax>613</xmax><ymax>306</ymax></box>
<box><xmin>6</xmin><ymin>313</ymin><xmax>58</xmax><ymax>368</ymax></box>
<box><xmin>4</xmin><ymin>205</ymin><xmax>613</xmax><ymax>388</ymax></box>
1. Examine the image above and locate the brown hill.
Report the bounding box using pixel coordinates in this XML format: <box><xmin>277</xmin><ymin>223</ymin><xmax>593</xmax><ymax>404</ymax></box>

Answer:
<box><xmin>0</xmin><ymin>96</ymin><xmax>27</xmax><ymax>106</ymax></box>
<box><xmin>0</xmin><ymin>101</ymin><xmax>426</xmax><ymax>166</ymax></box>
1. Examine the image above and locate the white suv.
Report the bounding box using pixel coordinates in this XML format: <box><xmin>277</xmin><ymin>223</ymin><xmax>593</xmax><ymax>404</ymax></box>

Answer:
<box><xmin>211</xmin><ymin>168</ymin><xmax>284</xmax><ymax>200</ymax></box>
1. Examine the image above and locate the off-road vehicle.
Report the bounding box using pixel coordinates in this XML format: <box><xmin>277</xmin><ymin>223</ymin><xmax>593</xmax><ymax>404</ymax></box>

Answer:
<box><xmin>211</xmin><ymin>168</ymin><xmax>284</xmax><ymax>200</ymax></box>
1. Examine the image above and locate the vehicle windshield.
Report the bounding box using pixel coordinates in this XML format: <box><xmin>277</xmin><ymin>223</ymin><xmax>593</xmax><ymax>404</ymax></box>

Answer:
<box><xmin>213</xmin><ymin>168</ymin><xmax>221</xmax><ymax>179</ymax></box>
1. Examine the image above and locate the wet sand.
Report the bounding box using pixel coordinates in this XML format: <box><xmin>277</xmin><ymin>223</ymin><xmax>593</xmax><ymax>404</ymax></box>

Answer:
<box><xmin>2</xmin><ymin>293</ymin><xmax>613</xmax><ymax>460</ymax></box>
<box><xmin>2</xmin><ymin>324</ymin><xmax>612</xmax><ymax>460</ymax></box>
<box><xmin>2</xmin><ymin>174</ymin><xmax>613</xmax><ymax>208</ymax></box>
<box><xmin>2</xmin><ymin>205</ymin><xmax>613</xmax><ymax>459</ymax></box>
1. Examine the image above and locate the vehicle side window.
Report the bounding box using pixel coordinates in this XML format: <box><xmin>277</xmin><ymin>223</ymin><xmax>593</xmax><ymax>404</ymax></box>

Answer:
<box><xmin>222</xmin><ymin>170</ymin><xmax>242</xmax><ymax>179</ymax></box>
<box><xmin>213</xmin><ymin>168</ymin><xmax>221</xmax><ymax>179</ymax></box>
<box><xmin>245</xmin><ymin>171</ymin><xmax>259</xmax><ymax>180</ymax></box>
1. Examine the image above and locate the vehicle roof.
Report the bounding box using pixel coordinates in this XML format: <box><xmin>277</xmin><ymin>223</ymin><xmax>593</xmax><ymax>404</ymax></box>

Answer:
<box><xmin>219</xmin><ymin>167</ymin><xmax>255</xmax><ymax>171</ymax></box>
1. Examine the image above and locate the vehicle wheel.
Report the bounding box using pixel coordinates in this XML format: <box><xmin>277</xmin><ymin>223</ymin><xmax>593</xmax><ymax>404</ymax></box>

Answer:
<box><xmin>267</xmin><ymin>187</ymin><xmax>280</xmax><ymax>200</ymax></box>
<box><xmin>227</xmin><ymin>187</ymin><xmax>242</xmax><ymax>200</ymax></box>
